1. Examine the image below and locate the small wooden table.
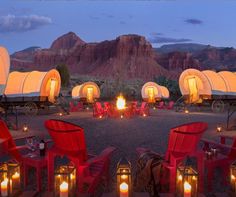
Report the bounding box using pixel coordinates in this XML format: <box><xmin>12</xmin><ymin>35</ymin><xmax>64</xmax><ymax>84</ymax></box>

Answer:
<box><xmin>22</xmin><ymin>152</ymin><xmax>47</xmax><ymax>192</ymax></box>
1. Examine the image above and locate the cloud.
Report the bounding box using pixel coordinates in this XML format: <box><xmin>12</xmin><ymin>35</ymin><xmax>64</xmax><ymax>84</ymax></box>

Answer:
<box><xmin>0</xmin><ymin>14</ymin><xmax>52</xmax><ymax>33</ymax></box>
<box><xmin>151</xmin><ymin>32</ymin><xmax>163</xmax><ymax>36</ymax></box>
<box><xmin>185</xmin><ymin>18</ymin><xmax>203</xmax><ymax>25</ymax></box>
<box><xmin>149</xmin><ymin>36</ymin><xmax>192</xmax><ymax>44</ymax></box>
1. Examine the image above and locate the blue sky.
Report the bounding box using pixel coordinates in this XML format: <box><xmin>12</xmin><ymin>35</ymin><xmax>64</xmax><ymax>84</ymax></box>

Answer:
<box><xmin>1</xmin><ymin>0</ymin><xmax>236</xmax><ymax>53</ymax></box>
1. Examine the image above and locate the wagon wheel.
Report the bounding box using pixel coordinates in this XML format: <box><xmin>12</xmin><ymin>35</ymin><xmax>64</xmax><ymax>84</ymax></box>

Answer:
<box><xmin>211</xmin><ymin>100</ymin><xmax>225</xmax><ymax>113</ymax></box>
<box><xmin>24</xmin><ymin>102</ymin><xmax>38</xmax><ymax>116</ymax></box>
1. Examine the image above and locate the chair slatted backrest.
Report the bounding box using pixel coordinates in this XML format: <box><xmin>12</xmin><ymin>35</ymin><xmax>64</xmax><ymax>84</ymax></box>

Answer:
<box><xmin>229</xmin><ymin>139</ymin><xmax>236</xmax><ymax>158</ymax></box>
<box><xmin>0</xmin><ymin>120</ymin><xmax>16</xmax><ymax>149</ymax></box>
<box><xmin>45</xmin><ymin>119</ymin><xmax>87</xmax><ymax>159</ymax></box>
<box><xmin>165</xmin><ymin>122</ymin><xmax>208</xmax><ymax>162</ymax></box>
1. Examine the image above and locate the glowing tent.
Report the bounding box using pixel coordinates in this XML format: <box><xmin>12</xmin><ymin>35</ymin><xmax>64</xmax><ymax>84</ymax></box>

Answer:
<box><xmin>0</xmin><ymin>47</ymin><xmax>10</xmax><ymax>95</ymax></box>
<box><xmin>72</xmin><ymin>81</ymin><xmax>100</xmax><ymax>103</ymax></box>
<box><xmin>179</xmin><ymin>69</ymin><xmax>236</xmax><ymax>103</ymax></box>
<box><xmin>141</xmin><ymin>82</ymin><xmax>170</xmax><ymax>103</ymax></box>
<box><xmin>4</xmin><ymin>69</ymin><xmax>61</xmax><ymax>103</ymax></box>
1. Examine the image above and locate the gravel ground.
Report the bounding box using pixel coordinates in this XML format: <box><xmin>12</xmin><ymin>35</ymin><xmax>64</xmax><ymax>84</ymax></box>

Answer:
<box><xmin>4</xmin><ymin>108</ymin><xmax>236</xmax><ymax>196</ymax></box>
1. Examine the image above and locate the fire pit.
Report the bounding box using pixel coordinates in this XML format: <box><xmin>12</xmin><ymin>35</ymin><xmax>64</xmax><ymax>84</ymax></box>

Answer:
<box><xmin>116</xmin><ymin>94</ymin><xmax>126</xmax><ymax>118</ymax></box>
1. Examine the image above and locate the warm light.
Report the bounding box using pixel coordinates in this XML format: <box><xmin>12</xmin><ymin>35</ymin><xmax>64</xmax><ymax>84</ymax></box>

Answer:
<box><xmin>49</xmin><ymin>79</ymin><xmax>56</xmax><ymax>103</ymax></box>
<box><xmin>121</xmin><ymin>115</ymin><xmax>124</xmax><ymax>119</ymax></box>
<box><xmin>99</xmin><ymin>115</ymin><xmax>102</xmax><ymax>119</ymax></box>
<box><xmin>216</xmin><ymin>126</ymin><xmax>222</xmax><ymax>132</ymax></box>
<box><xmin>147</xmin><ymin>87</ymin><xmax>155</xmax><ymax>103</ymax></box>
<box><xmin>192</xmin><ymin>176</ymin><xmax>197</xmax><ymax>181</ymax></box>
<box><xmin>231</xmin><ymin>175</ymin><xmax>236</xmax><ymax>181</ymax></box>
<box><xmin>120</xmin><ymin>182</ymin><xmax>128</xmax><ymax>197</ymax></box>
<box><xmin>184</xmin><ymin>181</ymin><xmax>191</xmax><ymax>197</ymax></box>
<box><xmin>87</xmin><ymin>87</ymin><xmax>94</xmax><ymax>103</ymax></box>
<box><xmin>116</xmin><ymin>95</ymin><xmax>126</xmax><ymax>110</ymax></box>
<box><xmin>143</xmin><ymin>113</ymin><xmax>147</xmax><ymax>117</ymax></box>
<box><xmin>185</xmin><ymin>109</ymin><xmax>189</xmax><ymax>114</ymax></box>
<box><xmin>60</xmin><ymin>181</ymin><xmax>68</xmax><ymax>197</ymax></box>
<box><xmin>59</xmin><ymin>112</ymin><xmax>63</xmax><ymax>116</ymax></box>
<box><xmin>22</xmin><ymin>125</ymin><xmax>29</xmax><ymax>132</ymax></box>
<box><xmin>86</xmin><ymin>107</ymin><xmax>89</xmax><ymax>110</ymax></box>
<box><xmin>178</xmin><ymin>175</ymin><xmax>183</xmax><ymax>181</ymax></box>
<box><xmin>12</xmin><ymin>172</ymin><xmax>20</xmax><ymax>180</ymax></box>
<box><xmin>70</xmin><ymin>173</ymin><xmax>75</xmax><ymax>180</ymax></box>
<box><xmin>1</xmin><ymin>178</ymin><xmax>8</xmax><ymax>197</ymax></box>
<box><xmin>121</xmin><ymin>175</ymin><xmax>128</xmax><ymax>180</ymax></box>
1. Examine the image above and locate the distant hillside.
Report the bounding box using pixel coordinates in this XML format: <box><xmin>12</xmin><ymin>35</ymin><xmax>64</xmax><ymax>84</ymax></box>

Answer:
<box><xmin>156</xmin><ymin>43</ymin><xmax>209</xmax><ymax>53</ymax></box>
<box><xmin>10</xmin><ymin>32</ymin><xmax>236</xmax><ymax>80</ymax></box>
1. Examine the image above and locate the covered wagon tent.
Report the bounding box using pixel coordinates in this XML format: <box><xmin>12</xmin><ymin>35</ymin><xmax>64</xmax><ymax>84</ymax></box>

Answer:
<box><xmin>141</xmin><ymin>82</ymin><xmax>170</xmax><ymax>103</ymax></box>
<box><xmin>179</xmin><ymin>68</ymin><xmax>236</xmax><ymax>112</ymax></box>
<box><xmin>2</xmin><ymin>69</ymin><xmax>61</xmax><ymax>115</ymax></box>
<box><xmin>72</xmin><ymin>81</ymin><xmax>100</xmax><ymax>103</ymax></box>
<box><xmin>0</xmin><ymin>47</ymin><xmax>10</xmax><ymax>95</ymax></box>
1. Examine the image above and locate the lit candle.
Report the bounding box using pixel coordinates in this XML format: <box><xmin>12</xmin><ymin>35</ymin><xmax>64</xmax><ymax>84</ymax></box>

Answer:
<box><xmin>1</xmin><ymin>178</ymin><xmax>8</xmax><ymax>197</ymax></box>
<box><xmin>184</xmin><ymin>181</ymin><xmax>191</xmax><ymax>197</ymax></box>
<box><xmin>121</xmin><ymin>174</ymin><xmax>128</xmax><ymax>180</ymax></box>
<box><xmin>143</xmin><ymin>114</ymin><xmax>147</xmax><ymax>117</ymax></box>
<box><xmin>216</xmin><ymin>126</ymin><xmax>222</xmax><ymax>132</ymax></box>
<box><xmin>120</xmin><ymin>182</ymin><xmax>128</xmax><ymax>197</ymax></box>
<box><xmin>60</xmin><ymin>181</ymin><xmax>68</xmax><ymax>197</ymax></box>
<box><xmin>231</xmin><ymin>174</ymin><xmax>236</xmax><ymax>191</ymax></box>
<box><xmin>12</xmin><ymin>172</ymin><xmax>20</xmax><ymax>186</ymax></box>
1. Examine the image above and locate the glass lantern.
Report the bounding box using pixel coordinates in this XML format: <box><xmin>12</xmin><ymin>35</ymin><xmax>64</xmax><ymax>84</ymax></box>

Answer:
<box><xmin>0</xmin><ymin>163</ymin><xmax>8</xmax><ymax>197</ymax></box>
<box><xmin>54</xmin><ymin>163</ymin><xmax>76</xmax><ymax>197</ymax></box>
<box><xmin>230</xmin><ymin>160</ymin><xmax>236</xmax><ymax>194</ymax></box>
<box><xmin>116</xmin><ymin>157</ymin><xmax>132</xmax><ymax>197</ymax></box>
<box><xmin>8</xmin><ymin>161</ymin><xmax>21</xmax><ymax>196</ymax></box>
<box><xmin>176</xmin><ymin>163</ymin><xmax>198</xmax><ymax>197</ymax></box>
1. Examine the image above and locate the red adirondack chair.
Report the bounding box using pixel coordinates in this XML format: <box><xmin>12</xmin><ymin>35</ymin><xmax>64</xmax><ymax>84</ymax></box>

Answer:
<box><xmin>201</xmin><ymin>135</ymin><xmax>236</xmax><ymax>191</ymax></box>
<box><xmin>157</xmin><ymin>101</ymin><xmax>165</xmax><ymax>109</ymax></box>
<box><xmin>165</xmin><ymin>101</ymin><xmax>175</xmax><ymax>110</ymax></box>
<box><xmin>0</xmin><ymin>120</ymin><xmax>32</xmax><ymax>162</ymax></box>
<box><xmin>136</xmin><ymin>102</ymin><xmax>150</xmax><ymax>116</ymax></box>
<box><xmin>136</xmin><ymin>122</ymin><xmax>208</xmax><ymax>193</ymax></box>
<box><xmin>93</xmin><ymin>102</ymin><xmax>106</xmax><ymax>118</ymax></box>
<box><xmin>45</xmin><ymin>119</ymin><xmax>116</xmax><ymax>194</ymax></box>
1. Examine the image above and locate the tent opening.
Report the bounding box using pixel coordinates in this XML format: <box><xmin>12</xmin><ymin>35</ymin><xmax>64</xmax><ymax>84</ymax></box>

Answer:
<box><xmin>87</xmin><ymin>87</ymin><xmax>94</xmax><ymax>103</ymax></box>
<box><xmin>187</xmin><ymin>77</ymin><xmax>199</xmax><ymax>103</ymax></box>
<box><xmin>147</xmin><ymin>87</ymin><xmax>155</xmax><ymax>103</ymax></box>
<box><xmin>49</xmin><ymin>79</ymin><xmax>56</xmax><ymax>102</ymax></box>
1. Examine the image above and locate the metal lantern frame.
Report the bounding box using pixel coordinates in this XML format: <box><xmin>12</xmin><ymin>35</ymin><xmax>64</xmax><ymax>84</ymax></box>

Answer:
<box><xmin>0</xmin><ymin>161</ymin><xmax>21</xmax><ymax>197</ymax></box>
<box><xmin>230</xmin><ymin>160</ymin><xmax>236</xmax><ymax>194</ymax></box>
<box><xmin>54</xmin><ymin>163</ymin><xmax>76</xmax><ymax>197</ymax></box>
<box><xmin>116</xmin><ymin>157</ymin><xmax>132</xmax><ymax>197</ymax></box>
<box><xmin>176</xmin><ymin>159</ymin><xmax>198</xmax><ymax>197</ymax></box>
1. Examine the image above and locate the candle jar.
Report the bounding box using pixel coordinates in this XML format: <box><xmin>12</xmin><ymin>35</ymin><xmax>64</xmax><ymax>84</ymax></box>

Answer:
<box><xmin>54</xmin><ymin>163</ymin><xmax>76</xmax><ymax>197</ymax></box>
<box><xmin>0</xmin><ymin>163</ymin><xmax>8</xmax><ymax>197</ymax></box>
<box><xmin>7</xmin><ymin>161</ymin><xmax>21</xmax><ymax>196</ymax></box>
<box><xmin>211</xmin><ymin>148</ymin><xmax>218</xmax><ymax>157</ymax></box>
<box><xmin>230</xmin><ymin>160</ymin><xmax>236</xmax><ymax>194</ymax></box>
<box><xmin>205</xmin><ymin>151</ymin><xmax>213</xmax><ymax>160</ymax></box>
<box><xmin>216</xmin><ymin>124</ymin><xmax>222</xmax><ymax>132</ymax></box>
<box><xmin>176</xmin><ymin>164</ymin><xmax>198</xmax><ymax>197</ymax></box>
<box><xmin>116</xmin><ymin>157</ymin><xmax>132</xmax><ymax>197</ymax></box>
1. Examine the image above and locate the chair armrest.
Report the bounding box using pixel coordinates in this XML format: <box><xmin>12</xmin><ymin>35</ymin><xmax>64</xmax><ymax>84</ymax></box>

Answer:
<box><xmin>219</xmin><ymin>135</ymin><xmax>236</xmax><ymax>144</ymax></box>
<box><xmin>14</xmin><ymin>135</ymin><xmax>35</xmax><ymax>142</ymax></box>
<box><xmin>200</xmin><ymin>138</ymin><xmax>232</xmax><ymax>152</ymax></box>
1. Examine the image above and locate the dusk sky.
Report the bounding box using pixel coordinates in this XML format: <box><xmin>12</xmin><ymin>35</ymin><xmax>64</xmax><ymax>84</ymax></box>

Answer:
<box><xmin>1</xmin><ymin>0</ymin><xmax>236</xmax><ymax>53</ymax></box>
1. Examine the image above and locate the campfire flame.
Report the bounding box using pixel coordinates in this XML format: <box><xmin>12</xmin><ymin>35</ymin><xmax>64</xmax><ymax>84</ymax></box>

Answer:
<box><xmin>116</xmin><ymin>94</ymin><xmax>126</xmax><ymax>110</ymax></box>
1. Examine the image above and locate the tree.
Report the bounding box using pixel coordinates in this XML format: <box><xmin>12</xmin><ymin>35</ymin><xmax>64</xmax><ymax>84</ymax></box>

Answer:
<box><xmin>56</xmin><ymin>64</ymin><xmax>70</xmax><ymax>87</ymax></box>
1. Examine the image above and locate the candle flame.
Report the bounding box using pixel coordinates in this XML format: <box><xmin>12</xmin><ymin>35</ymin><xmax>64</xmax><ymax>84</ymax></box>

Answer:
<box><xmin>116</xmin><ymin>95</ymin><xmax>126</xmax><ymax>110</ymax></box>
<box><xmin>231</xmin><ymin>174</ymin><xmax>236</xmax><ymax>181</ymax></box>
<box><xmin>120</xmin><ymin>182</ymin><xmax>128</xmax><ymax>192</ymax></box>
<box><xmin>178</xmin><ymin>175</ymin><xmax>183</xmax><ymax>181</ymax></box>
<box><xmin>184</xmin><ymin>181</ymin><xmax>191</xmax><ymax>192</ymax></box>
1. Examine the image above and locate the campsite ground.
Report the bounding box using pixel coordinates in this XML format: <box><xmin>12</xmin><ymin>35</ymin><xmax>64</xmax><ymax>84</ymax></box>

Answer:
<box><xmin>7</xmin><ymin>108</ymin><xmax>236</xmax><ymax>195</ymax></box>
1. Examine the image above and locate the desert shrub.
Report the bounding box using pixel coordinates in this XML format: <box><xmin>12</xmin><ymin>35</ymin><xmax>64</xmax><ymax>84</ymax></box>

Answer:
<box><xmin>154</xmin><ymin>76</ymin><xmax>181</xmax><ymax>100</ymax></box>
<box><xmin>56</xmin><ymin>64</ymin><xmax>70</xmax><ymax>87</ymax></box>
